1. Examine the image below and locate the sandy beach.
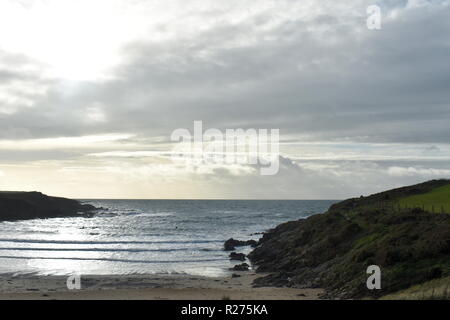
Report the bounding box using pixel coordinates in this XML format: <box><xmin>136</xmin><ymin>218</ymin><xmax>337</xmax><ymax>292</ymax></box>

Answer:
<box><xmin>0</xmin><ymin>272</ymin><xmax>323</xmax><ymax>300</ymax></box>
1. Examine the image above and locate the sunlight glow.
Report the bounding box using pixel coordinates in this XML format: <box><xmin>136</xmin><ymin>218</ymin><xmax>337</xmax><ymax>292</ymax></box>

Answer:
<box><xmin>0</xmin><ymin>1</ymin><xmax>135</xmax><ymax>81</ymax></box>
<box><xmin>0</xmin><ymin>134</ymin><xmax>134</xmax><ymax>150</ymax></box>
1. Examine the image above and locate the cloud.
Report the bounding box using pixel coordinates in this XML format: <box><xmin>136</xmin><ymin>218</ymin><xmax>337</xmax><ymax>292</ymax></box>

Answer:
<box><xmin>0</xmin><ymin>1</ymin><xmax>448</xmax><ymax>142</ymax></box>
<box><xmin>0</xmin><ymin>50</ymin><xmax>51</xmax><ymax>115</ymax></box>
<box><xmin>387</xmin><ymin>166</ymin><xmax>450</xmax><ymax>177</ymax></box>
<box><xmin>0</xmin><ymin>0</ymin><xmax>449</xmax><ymax>197</ymax></box>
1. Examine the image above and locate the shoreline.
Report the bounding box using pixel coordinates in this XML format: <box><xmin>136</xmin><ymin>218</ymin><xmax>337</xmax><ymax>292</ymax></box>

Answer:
<box><xmin>0</xmin><ymin>272</ymin><xmax>323</xmax><ymax>300</ymax></box>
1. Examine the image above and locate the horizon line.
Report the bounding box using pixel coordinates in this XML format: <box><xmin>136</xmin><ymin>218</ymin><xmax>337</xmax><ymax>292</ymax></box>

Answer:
<box><xmin>76</xmin><ymin>198</ymin><xmax>342</xmax><ymax>201</ymax></box>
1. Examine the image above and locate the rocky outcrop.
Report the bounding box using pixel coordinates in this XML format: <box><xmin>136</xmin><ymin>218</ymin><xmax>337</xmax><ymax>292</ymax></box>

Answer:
<box><xmin>229</xmin><ymin>252</ymin><xmax>246</xmax><ymax>261</ymax></box>
<box><xmin>224</xmin><ymin>238</ymin><xmax>258</xmax><ymax>251</ymax></box>
<box><xmin>0</xmin><ymin>191</ymin><xmax>99</xmax><ymax>221</ymax></box>
<box><xmin>248</xmin><ymin>180</ymin><xmax>450</xmax><ymax>299</ymax></box>
<box><xmin>230</xmin><ymin>263</ymin><xmax>250</xmax><ymax>271</ymax></box>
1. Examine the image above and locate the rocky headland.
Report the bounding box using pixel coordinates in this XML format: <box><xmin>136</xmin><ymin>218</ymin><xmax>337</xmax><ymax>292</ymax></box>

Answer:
<box><xmin>0</xmin><ymin>191</ymin><xmax>98</xmax><ymax>221</ymax></box>
<box><xmin>248</xmin><ymin>180</ymin><xmax>450</xmax><ymax>299</ymax></box>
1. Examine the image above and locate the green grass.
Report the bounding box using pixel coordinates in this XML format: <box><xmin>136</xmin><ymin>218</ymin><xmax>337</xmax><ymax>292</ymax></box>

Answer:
<box><xmin>396</xmin><ymin>184</ymin><xmax>450</xmax><ymax>213</ymax></box>
<box><xmin>380</xmin><ymin>276</ymin><xmax>450</xmax><ymax>300</ymax></box>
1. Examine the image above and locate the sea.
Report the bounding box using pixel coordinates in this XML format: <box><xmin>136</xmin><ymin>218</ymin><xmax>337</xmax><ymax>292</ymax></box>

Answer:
<box><xmin>0</xmin><ymin>200</ymin><xmax>336</xmax><ymax>277</ymax></box>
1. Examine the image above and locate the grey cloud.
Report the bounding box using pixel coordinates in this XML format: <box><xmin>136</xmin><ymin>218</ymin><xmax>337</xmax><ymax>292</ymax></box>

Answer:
<box><xmin>1</xmin><ymin>2</ymin><xmax>449</xmax><ymax>145</ymax></box>
<box><xmin>0</xmin><ymin>149</ymin><xmax>80</xmax><ymax>162</ymax></box>
<box><xmin>0</xmin><ymin>1</ymin><xmax>449</xmax><ymax>199</ymax></box>
<box><xmin>202</xmin><ymin>156</ymin><xmax>450</xmax><ymax>199</ymax></box>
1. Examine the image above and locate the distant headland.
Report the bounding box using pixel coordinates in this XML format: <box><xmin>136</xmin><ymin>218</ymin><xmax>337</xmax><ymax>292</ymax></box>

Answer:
<box><xmin>0</xmin><ymin>191</ymin><xmax>98</xmax><ymax>221</ymax></box>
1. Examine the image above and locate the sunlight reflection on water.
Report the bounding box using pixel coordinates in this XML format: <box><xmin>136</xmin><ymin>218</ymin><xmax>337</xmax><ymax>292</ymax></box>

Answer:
<box><xmin>0</xmin><ymin>200</ymin><xmax>336</xmax><ymax>276</ymax></box>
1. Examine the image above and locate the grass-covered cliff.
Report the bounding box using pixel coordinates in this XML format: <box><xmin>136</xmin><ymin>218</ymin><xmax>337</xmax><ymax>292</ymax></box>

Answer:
<box><xmin>248</xmin><ymin>180</ymin><xmax>450</xmax><ymax>299</ymax></box>
<box><xmin>0</xmin><ymin>191</ymin><xmax>97</xmax><ymax>221</ymax></box>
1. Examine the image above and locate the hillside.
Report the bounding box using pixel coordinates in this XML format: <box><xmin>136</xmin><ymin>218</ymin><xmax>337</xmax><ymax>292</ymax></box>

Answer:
<box><xmin>248</xmin><ymin>180</ymin><xmax>450</xmax><ymax>299</ymax></box>
<box><xmin>0</xmin><ymin>191</ymin><xmax>97</xmax><ymax>221</ymax></box>
<box><xmin>396</xmin><ymin>184</ymin><xmax>450</xmax><ymax>213</ymax></box>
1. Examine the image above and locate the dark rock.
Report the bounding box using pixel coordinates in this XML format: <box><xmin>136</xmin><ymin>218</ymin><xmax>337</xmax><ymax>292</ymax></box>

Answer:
<box><xmin>230</xmin><ymin>263</ymin><xmax>250</xmax><ymax>271</ymax></box>
<box><xmin>252</xmin><ymin>272</ymin><xmax>290</xmax><ymax>287</ymax></box>
<box><xmin>246</xmin><ymin>240</ymin><xmax>258</xmax><ymax>248</ymax></box>
<box><xmin>224</xmin><ymin>238</ymin><xmax>239</xmax><ymax>251</ymax></box>
<box><xmin>229</xmin><ymin>252</ymin><xmax>246</xmax><ymax>261</ymax></box>
<box><xmin>0</xmin><ymin>191</ymin><xmax>100</xmax><ymax>221</ymax></box>
<box><xmin>232</xmin><ymin>274</ymin><xmax>241</xmax><ymax>278</ymax></box>
<box><xmin>224</xmin><ymin>238</ymin><xmax>258</xmax><ymax>251</ymax></box>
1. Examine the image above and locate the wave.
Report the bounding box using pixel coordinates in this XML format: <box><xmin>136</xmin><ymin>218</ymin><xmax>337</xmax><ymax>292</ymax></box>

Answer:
<box><xmin>0</xmin><ymin>247</ymin><xmax>221</xmax><ymax>253</ymax></box>
<box><xmin>0</xmin><ymin>238</ymin><xmax>223</xmax><ymax>245</ymax></box>
<box><xmin>0</xmin><ymin>255</ymin><xmax>226</xmax><ymax>264</ymax></box>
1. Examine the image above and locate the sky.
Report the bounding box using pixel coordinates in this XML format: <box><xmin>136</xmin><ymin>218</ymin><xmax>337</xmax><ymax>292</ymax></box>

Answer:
<box><xmin>0</xmin><ymin>0</ymin><xmax>449</xmax><ymax>199</ymax></box>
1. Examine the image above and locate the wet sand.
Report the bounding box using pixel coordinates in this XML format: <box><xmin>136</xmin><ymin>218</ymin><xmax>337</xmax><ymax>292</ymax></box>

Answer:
<box><xmin>0</xmin><ymin>272</ymin><xmax>323</xmax><ymax>300</ymax></box>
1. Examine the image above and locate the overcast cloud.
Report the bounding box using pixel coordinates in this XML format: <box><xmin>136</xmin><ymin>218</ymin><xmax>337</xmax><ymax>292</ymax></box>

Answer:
<box><xmin>0</xmin><ymin>0</ymin><xmax>449</xmax><ymax>198</ymax></box>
